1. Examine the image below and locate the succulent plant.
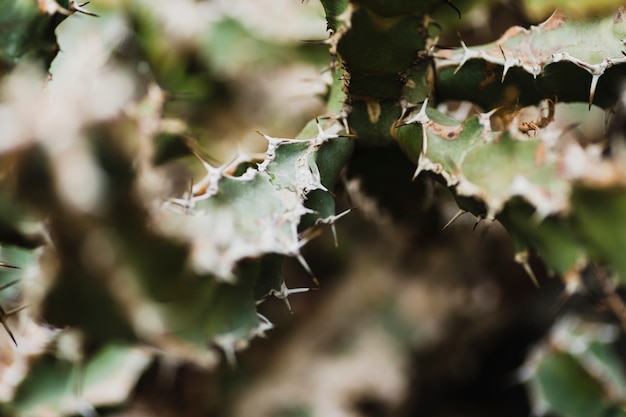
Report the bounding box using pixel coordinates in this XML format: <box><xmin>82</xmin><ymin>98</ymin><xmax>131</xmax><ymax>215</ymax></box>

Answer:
<box><xmin>1</xmin><ymin>0</ymin><xmax>626</xmax><ymax>416</ymax></box>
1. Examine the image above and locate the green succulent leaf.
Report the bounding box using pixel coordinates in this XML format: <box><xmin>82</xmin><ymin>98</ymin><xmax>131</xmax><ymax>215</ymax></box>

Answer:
<box><xmin>525</xmin><ymin>317</ymin><xmax>626</xmax><ymax>417</ymax></box>
<box><xmin>436</xmin><ymin>9</ymin><xmax>626</xmax><ymax>108</ymax></box>
<box><xmin>0</xmin><ymin>0</ymin><xmax>72</xmax><ymax>73</ymax></box>
<box><xmin>10</xmin><ymin>343</ymin><xmax>151</xmax><ymax>417</ymax></box>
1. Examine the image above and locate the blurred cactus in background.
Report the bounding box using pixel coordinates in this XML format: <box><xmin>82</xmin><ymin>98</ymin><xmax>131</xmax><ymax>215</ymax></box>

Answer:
<box><xmin>1</xmin><ymin>0</ymin><xmax>626</xmax><ymax>416</ymax></box>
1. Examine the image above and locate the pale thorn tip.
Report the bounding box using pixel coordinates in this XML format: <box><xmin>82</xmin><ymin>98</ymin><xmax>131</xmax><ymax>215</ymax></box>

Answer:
<box><xmin>0</xmin><ymin>303</ymin><xmax>25</xmax><ymax>346</ymax></box>
<box><xmin>515</xmin><ymin>250</ymin><xmax>540</xmax><ymax>288</ymax></box>
<box><xmin>589</xmin><ymin>74</ymin><xmax>600</xmax><ymax>110</ymax></box>
<box><xmin>442</xmin><ymin>209</ymin><xmax>466</xmax><ymax>231</ymax></box>
<box><xmin>404</xmin><ymin>98</ymin><xmax>430</xmax><ymax>125</ymax></box>
<box><xmin>454</xmin><ymin>39</ymin><xmax>472</xmax><ymax>74</ymax></box>
<box><xmin>295</xmin><ymin>253</ymin><xmax>319</xmax><ymax>286</ymax></box>
<box><xmin>213</xmin><ymin>335</ymin><xmax>239</xmax><ymax>368</ymax></box>
<box><xmin>472</xmin><ymin>215</ymin><xmax>483</xmax><ymax>231</ymax></box>
<box><xmin>269</xmin><ymin>282</ymin><xmax>312</xmax><ymax>313</ymax></box>
<box><xmin>412</xmin><ymin>161</ymin><xmax>425</xmax><ymax>181</ymax></box>
<box><xmin>71</xmin><ymin>1</ymin><xmax>99</xmax><ymax>17</ymax></box>
<box><xmin>315</xmin><ymin>208</ymin><xmax>353</xmax><ymax>247</ymax></box>
<box><xmin>400</xmin><ymin>99</ymin><xmax>431</xmax><ymax>156</ymax></box>
<box><xmin>255</xmin><ymin>313</ymin><xmax>274</xmax><ymax>336</ymax></box>
<box><xmin>331</xmin><ymin>224</ymin><xmax>339</xmax><ymax>247</ymax></box>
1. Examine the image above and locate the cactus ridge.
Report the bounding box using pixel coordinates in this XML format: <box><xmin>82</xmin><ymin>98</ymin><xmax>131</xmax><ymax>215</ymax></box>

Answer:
<box><xmin>436</xmin><ymin>8</ymin><xmax>626</xmax><ymax>109</ymax></box>
<box><xmin>161</xmin><ymin>118</ymin><xmax>351</xmax><ymax>282</ymax></box>
<box><xmin>326</xmin><ymin>1</ymin><xmax>626</xmax><ymax>285</ymax></box>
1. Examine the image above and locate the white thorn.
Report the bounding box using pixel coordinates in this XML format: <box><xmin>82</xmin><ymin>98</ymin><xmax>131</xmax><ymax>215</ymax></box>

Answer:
<box><xmin>255</xmin><ymin>313</ymin><xmax>274</xmax><ymax>336</ymax></box>
<box><xmin>498</xmin><ymin>44</ymin><xmax>517</xmax><ymax>82</ymax></box>
<box><xmin>502</xmin><ymin>62</ymin><xmax>513</xmax><ymax>82</ymax></box>
<box><xmin>213</xmin><ymin>335</ymin><xmax>239</xmax><ymax>368</ymax></box>
<box><xmin>404</xmin><ymin>98</ymin><xmax>430</xmax><ymax>125</ymax></box>
<box><xmin>421</xmin><ymin>120</ymin><xmax>429</xmax><ymax>156</ymax></box>
<box><xmin>442</xmin><ymin>209</ymin><xmax>466</xmax><ymax>230</ymax></box>
<box><xmin>399</xmin><ymin>99</ymin><xmax>416</xmax><ymax>120</ymax></box>
<box><xmin>269</xmin><ymin>282</ymin><xmax>312</xmax><ymax>312</ymax></box>
<box><xmin>189</xmin><ymin>152</ymin><xmax>234</xmax><ymax>199</ymax></box>
<box><xmin>315</xmin><ymin>208</ymin><xmax>352</xmax><ymax>247</ymax></box>
<box><xmin>515</xmin><ymin>250</ymin><xmax>540</xmax><ymax>288</ymax></box>
<box><xmin>454</xmin><ymin>40</ymin><xmax>474</xmax><ymax>74</ymax></box>
<box><xmin>589</xmin><ymin>73</ymin><xmax>600</xmax><ymax>109</ymax></box>
<box><xmin>70</xmin><ymin>1</ymin><xmax>99</xmax><ymax>16</ymax></box>
<box><xmin>313</xmin><ymin>117</ymin><xmax>343</xmax><ymax>144</ymax></box>
<box><xmin>200</xmin><ymin>163</ymin><xmax>224</xmax><ymax>197</ymax></box>
<box><xmin>478</xmin><ymin>107</ymin><xmax>499</xmax><ymax>134</ymax></box>
<box><xmin>412</xmin><ymin>166</ymin><xmax>422</xmax><ymax>180</ymax></box>
<box><xmin>412</xmin><ymin>155</ymin><xmax>431</xmax><ymax>180</ymax></box>
<box><xmin>255</xmin><ymin>132</ymin><xmax>301</xmax><ymax>172</ymax></box>
<box><xmin>472</xmin><ymin>214</ymin><xmax>484</xmax><ymax>231</ymax></box>
<box><xmin>315</xmin><ymin>117</ymin><xmax>327</xmax><ymax>139</ymax></box>
<box><xmin>330</xmin><ymin>224</ymin><xmax>339</xmax><ymax>247</ymax></box>
<box><xmin>295</xmin><ymin>254</ymin><xmax>318</xmax><ymax>286</ymax></box>
<box><xmin>404</xmin><ymin>99</ymin><xmax>431</xmax><ymax>156</ymax></box>
<box><xmin>486</xmin><ymin>206</ymin><xmax>497</xmax><ymax>222</ymax></box>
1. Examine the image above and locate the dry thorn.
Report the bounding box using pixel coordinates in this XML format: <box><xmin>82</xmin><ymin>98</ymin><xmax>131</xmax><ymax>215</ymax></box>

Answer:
<box><xmin>515</xmin><ymin>250</ymin><xmax>540</xmax><ymax>288</ymax></box>
<box><xmin>0</xmin><ymin>281</ymin><xmax>26</xmax><ymax>346</ymax></box>
<box><xmin>314</xmin><ymin>208</ymin><xmax>353</xmax><ymax>247</ymax></box>
<box><xmin>498</xmin><ymin>44</ymin><xmax>514</xmax><ymax>82</ymax></box>
<box><xmin>472</xmin><ymin>214</ymin><xmax>484</xmax><ymax>231</ymax></box>
<box><xmin>267</xmin><ymin>282</ymin><xmax>314</xmax><ymax>313</ymax></box>
<box><xmin>442</xmin><ymin>209</ymin><xmax>466</xmax><ymax>231</ymax></box>
<box><xmin>70</xmin><ymin>1</ymin><xmax>99</xmax><ymax>17</ymax></box>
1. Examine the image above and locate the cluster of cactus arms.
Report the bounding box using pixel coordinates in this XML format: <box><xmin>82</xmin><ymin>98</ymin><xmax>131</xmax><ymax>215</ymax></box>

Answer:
<box><xmin>1</xmin><ymin>0</ymin><xmax>626</xmax><ymax>415</ymax></box>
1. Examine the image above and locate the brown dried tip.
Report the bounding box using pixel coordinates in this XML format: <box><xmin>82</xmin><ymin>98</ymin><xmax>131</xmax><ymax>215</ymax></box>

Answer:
<box><xmin>0</xmin><ymin>305</ymin><xmax>27</xmax><ymax>346</ymax></box>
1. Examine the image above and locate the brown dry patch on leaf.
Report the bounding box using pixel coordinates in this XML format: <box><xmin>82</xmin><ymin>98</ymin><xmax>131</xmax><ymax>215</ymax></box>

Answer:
<box><xmin>482</xmin><ymin>11</ymin><xmax>568</xmax><ymax>70</ymax></box>
<box><xmin>428</xmin><ymin>121</ymin><xmax>462</xmax><ymax>140</ymax></box>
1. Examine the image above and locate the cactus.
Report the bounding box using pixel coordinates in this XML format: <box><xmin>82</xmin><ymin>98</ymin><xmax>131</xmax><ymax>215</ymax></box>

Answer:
<box><xmin>1</xmin><ymin>0</ymin><xmax>626</xmax><ymax>416</ymax></box>
<box><xmin>323</xmin><ymin>1</ymin><xmax>626</xmax><ymax>415</ymax></box>
<box><xmin>326</xmin><ymin>1</ymin><xmax>626</xmax><ymax>281</ymax></box>
<box><xmin>522</xmin><ymin>316</ymin><xmax>626</xmax><ymax>417</ymax></box>
<box><xmin>0</xmin><ymin>0</ymin><xmax>101</xmax><ymax>73</ymax></box>
<box><xmin>0</xmin><ymin>1</ymin><xmax>353</xmax><ymax>414</ymax></box>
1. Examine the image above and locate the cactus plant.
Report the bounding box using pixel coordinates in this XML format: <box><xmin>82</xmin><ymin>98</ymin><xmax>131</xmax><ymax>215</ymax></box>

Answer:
<box><xmin>1</xmin><ymin>0</ymin><xmax>626</xmax><ymax>416</ymax></box>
